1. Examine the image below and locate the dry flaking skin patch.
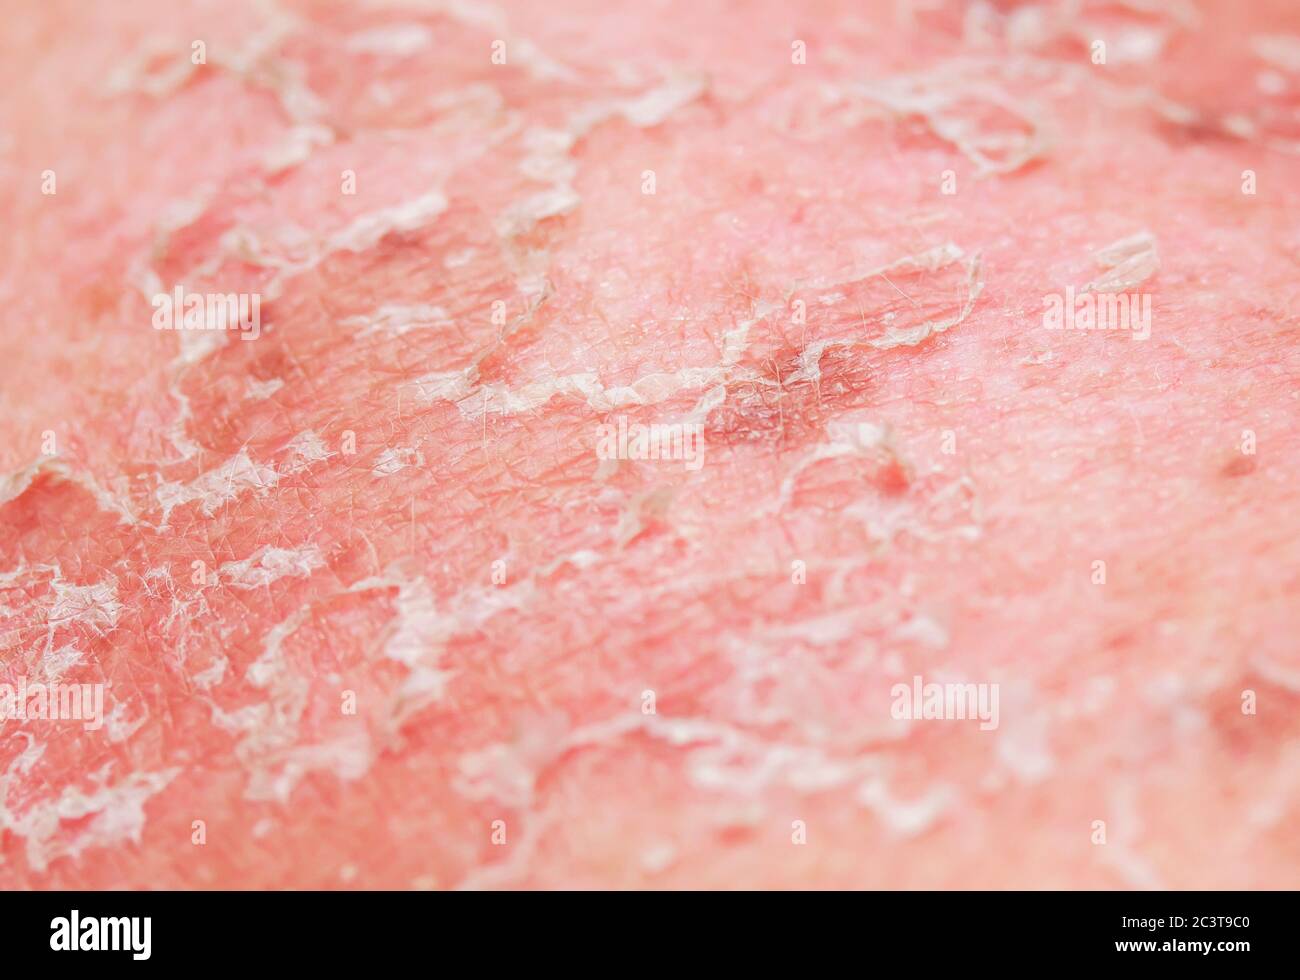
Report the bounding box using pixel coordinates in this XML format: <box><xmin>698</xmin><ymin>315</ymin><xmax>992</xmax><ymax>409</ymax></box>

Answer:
<box><xmin>6</xmin><ymin>0</ymin><xmax>1300</xmax><ymax>893</ymax></box>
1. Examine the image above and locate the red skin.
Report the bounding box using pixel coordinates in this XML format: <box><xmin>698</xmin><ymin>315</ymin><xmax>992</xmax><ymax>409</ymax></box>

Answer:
<box><xmin>1</xmin><ymin>0</ymin><xmax>1298</xmax><ymax>889</ymax></box>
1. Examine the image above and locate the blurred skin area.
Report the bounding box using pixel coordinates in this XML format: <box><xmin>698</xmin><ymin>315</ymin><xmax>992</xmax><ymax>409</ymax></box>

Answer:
<box><xmin>0</xmin><ymin>0</ymin><xmax>1298</xmax><ymax>889</ymax></box>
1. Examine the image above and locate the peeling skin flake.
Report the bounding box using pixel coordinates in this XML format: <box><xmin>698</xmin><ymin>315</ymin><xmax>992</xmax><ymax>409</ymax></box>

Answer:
<box><xmin>11</xmin><ymin>0</ymin><xmax>1300</xmax><ymax>893</ymax></box>
<box><xmin>0</xmin><ymin>457</ymin><xmax>138</xmax><ymax>525</ymax></box>
<box><xmin>245</xmin><ymin>377</ymin><xmax>285</xmax><ymax>401</ymax></box>
<box><xmin>1252</xmin><ymin>35</ymin><xmax>1300</xmax><ymax>73</ymax></box>
<box><xmin>176</xmin><ymin>326</ymin><xmax>230</xmax><ymax>365</ymax></box>
<box><xmin>1084</xmin><ymin>232</ymin><xmax>1160</xmax><ymax>293</ymax></box>
<box><xmin>856</xmin><ymin>70</ymin><xmax>1052</xmax><ymax>176</ymax></box>
<box><xmin>345</xmin><ymin>23</ymin><xmax>433</xmax><ymax>56</ymax></box>
<box><xmin>327</xmin><ymin>190</ymin><xmax>449</xmax><ymax>254</ymax></box>
<box><xmin>1000</xmin><ymin>2</ymin><xmax>1186</xmax><ymax>64</ymax></box>
<box><xmin>778</xmin><ymin>419</ymin><xmax>893</xmax><ymax>508</ymax></box>
<box><xmin>155</xmin><ymin>449</ymin><xmax>279</xmax><ymax>522</ymax></box>
<box><xmin>0</xmin><ymin>762</ymin><xmax>179</xmax><ymax>872</ymax></box>
<box><xmin>245</xmin><ymin>607</ymin><xmax>311</xmax><ymax>691</ymax></box>
<box><xmin>209</xmin><ymin>606</ymin><xmax>371</xmax><ymax>804</ymax></box>
<box><xmin>349</xmin><ymin>565</ymin><xmax>453</xmax><ymax>723</ymax></box>
<box><xmin>870</xmin><ymin>252</ymin><xmax>984</xmax><ymax>350</ymax></box>
<box><xmin>217</xmin><ymin>544</ymin><xmax>325</xmax><ymax>589</ymax></box>
<box><xmin>191</xmin><ymin>655</ymin><xmax>228</xmax><ymax>691</ymax></box>
<box><xmin>435</xmin><ymin>308</ymin><xmax>768</xmax><ymax>423</ymax></box>
<box><xmin>788</xmin><ymin>246</ymin><xmax>985</xmax><ymax>384</ymax></box>
<box><xmin>501</xmin><ymin>72</ymin><xmax>709</xmax><ymax>238</ymax></box>
<box><xmin>105</xmin><ymin>10</ymin><xmax>326</xmax><ymax>126</ymax></box>
<box><xmin>407</xmin><ymin>368</ymin><xmax>480</xmax><ymax>403</ymax></box>
<box><xmin>33</xmin><ymin>644</ymin><xmax>85</xmax><ymax>684</ymax></box>
<box><xmin>281</xmin><ymin>430</ymin><xmax>333</xmax><ymax>473</ymax></box>
<box><xmin>346</xmin><ymin>563</ymin><xmax>538</xmax><ymax>731</ymax></box>
<box><xmin>47</xmin><ymin>576</ymin><xmax>122</xmax><ymax>635</ymax></box>
<box><xmin>797</xmin><ymin>241</ymin><xmax>966</xmax><ymax>299</ymax></box>
<box><xmin>341</xmin><ymin>304</ymin><xmax>453</xmax><ymax>338</ymax></box>
<box><xmin>618</xmin><ymin>72</ymin><xmax>709</xmax><ymax>128</ymax></box>
<box><xmin>262</xmin><ymin>123</ymin><xmax>334</xmax><ymax>175</ymax></box>
<box><xmin>453</xmin><ymin>712</ymin><xmax>954</xmax><ymax>857</ymax></box>
<box><xmin>372</xmin><ymin>447</ymin><xmax>425</xmax><ymax>476</ymax></box>
<box><xmin>856</xmin><ymin>779</ymin><xmax>956</xmax><ymax>836</ymax></box>
<box><xmin>494</xmin><ymin>186</ymin><xmax>582</xmax><ymax>238</ymax></box>
<box><xmin>245</xmin><ymin>731</ymin><xmax>374</xmax><ymax>804</ymax></box>
<box><xmin>104</xmin><ymin>702</ymin><xmax>148</xmax><ymax>744</ymax></box>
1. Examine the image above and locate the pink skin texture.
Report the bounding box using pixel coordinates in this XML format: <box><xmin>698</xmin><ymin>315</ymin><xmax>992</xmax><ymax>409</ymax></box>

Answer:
<box><xmin>0</xmin><ymin>0</ymin><xmax>1298</xmax><ymax>888</ymax></box>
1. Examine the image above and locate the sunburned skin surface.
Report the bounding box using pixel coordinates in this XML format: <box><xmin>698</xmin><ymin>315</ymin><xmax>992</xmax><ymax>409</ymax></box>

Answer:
<box><xmin>0</xmin><ymin>0</ymin><xmax>1298</xmax><ymax>889</ymax></box>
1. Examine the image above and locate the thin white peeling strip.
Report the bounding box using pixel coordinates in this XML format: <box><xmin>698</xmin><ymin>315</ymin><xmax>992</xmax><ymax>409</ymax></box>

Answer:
<box><xmin>341</xmin><ymin>304</ymin><xmax>453</xmax><ymax>339</ymax></box>
<box><xmin>104</xmin><ymin>701</ymin><xmax>148</xmax><ymax>744</ymax></box>
<box><xmin>425</xmin><ymin>313</ymin><xmax>772</xmax><ymax>423</ymax></box>
<box><xmin>176</xmin><ymin>325</ymin><xmax>230</xmax><ymax>366</ymax></box>
<box><xmin>104</xmin><ymin>36</ymin><xmax>201</xmax><ymax>97</ymax></box>
<box><xmin>502</xmin><ymin>72</ymin><xmax>708</xmax><ymax>238</ymax></box>
<box><xmin>1084</xmin><ymin>232</ymin><xmax>1159</xmax><ymax>293</ymax></box>
<box><xmin>245</xmin><ymin>607</ymin><xmax>312</xmax><ymax>690</ymax></box>
<box><xmin>559</xmin><ymin>369</ymin><xmax>713</xmax><ymax>413</ymax></box>
<box><xmin>455</xmin><ymin>369</ymin><xmax>700</xmax><ymax>420</ymax></box>
<box><xmin>218</xmin><ymin>544</ymin><xmax>324</xmax><ymax>589</ymax></box>
<box><xmin>263</xmin><ymin>123</ymin><xmax>334</xmax><ymax>176</ymax></box>
<box><xmin>215</xmin><ymin>601</ymin><xmax>372</xmax><ymax>804</ymax></box>
<box><xmin>208</xmin><ymin>605</ymin><xmax>338</xmax><ymax>804</ymax></box>
<box><xmin>778</xmin><ymin>419</ymin><xmax>891</xmax><ymax>508</ymax></box>
<box><xmin>105</xmin><ymin>11</ymin><xmax>325</xmax><ymax>127</ymax></box>
<box><xmin>857</xmin><ymin>778</ymin><xmax>956</xmax><ymax>836</ymax></box>
<box><xmin>494</xmin><ymin>186</ymin><xmax>581</xmax><ymax>238</ymax></box>
<box><xmin>408</xmin><ymin>368</ymin><xmax>480</xmax><ymax>403</ymax></box>
<box><xmin>346</xmin><ymin>23</ymin><xmax>433</xmax><ymax>56</ymax></box>
<box><xmin>350</xmin><ymin>565</ymin><xmax>452</xmax><ymax>719</ymax></box>
<box><xmin>245</xmin><ymin>377</ymin><xmax>285</xmax><ymax>401</ymax></box>
<box><xmin>192</xmin><ymin>655</ymin><xmax>228</xmax><ymax>691</ymax></box>
<box><xmin>789</xmin><ymin>246</ymin><xmax>984</xmax><ymax>380</ymax></box>
<box><xmin>870</xmin><ymin>252</ymin><xmax>984</xmax><ymax>349</ymax></box>
<box><xmin>328</xmin><ymin>191</ymin><xmax>449</xmax><ymax>254</ymax></box>
<box><xmin>1253</xmin><ymin>35</ymin><xmax>1300</xmax><ymax>73</ymax></box>
<box><xmin>245</xmin><ymin>730</ymin><xmax>373</xmax><ymax>804</ymax></box>
<box><xmin>619</xmin><ymin>72</ymin><xmax>709</xmax><ymax>127</ymax></box>
<box><xmin>800</xmin><ymin>241</ymin><xmax>965</xmax><ymax>295</ymax></box>
<box><xmin>35</xmin><ymin>645</ymin><xmax>85</xmax><ymax>684</ymax></box>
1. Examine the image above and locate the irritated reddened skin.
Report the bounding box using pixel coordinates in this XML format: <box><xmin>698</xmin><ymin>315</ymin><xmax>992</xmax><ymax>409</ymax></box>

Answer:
<box><xmin>0</xmin><ymin>0</ymin><xmax>1298</xmax><ymax>889</ymax></box>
